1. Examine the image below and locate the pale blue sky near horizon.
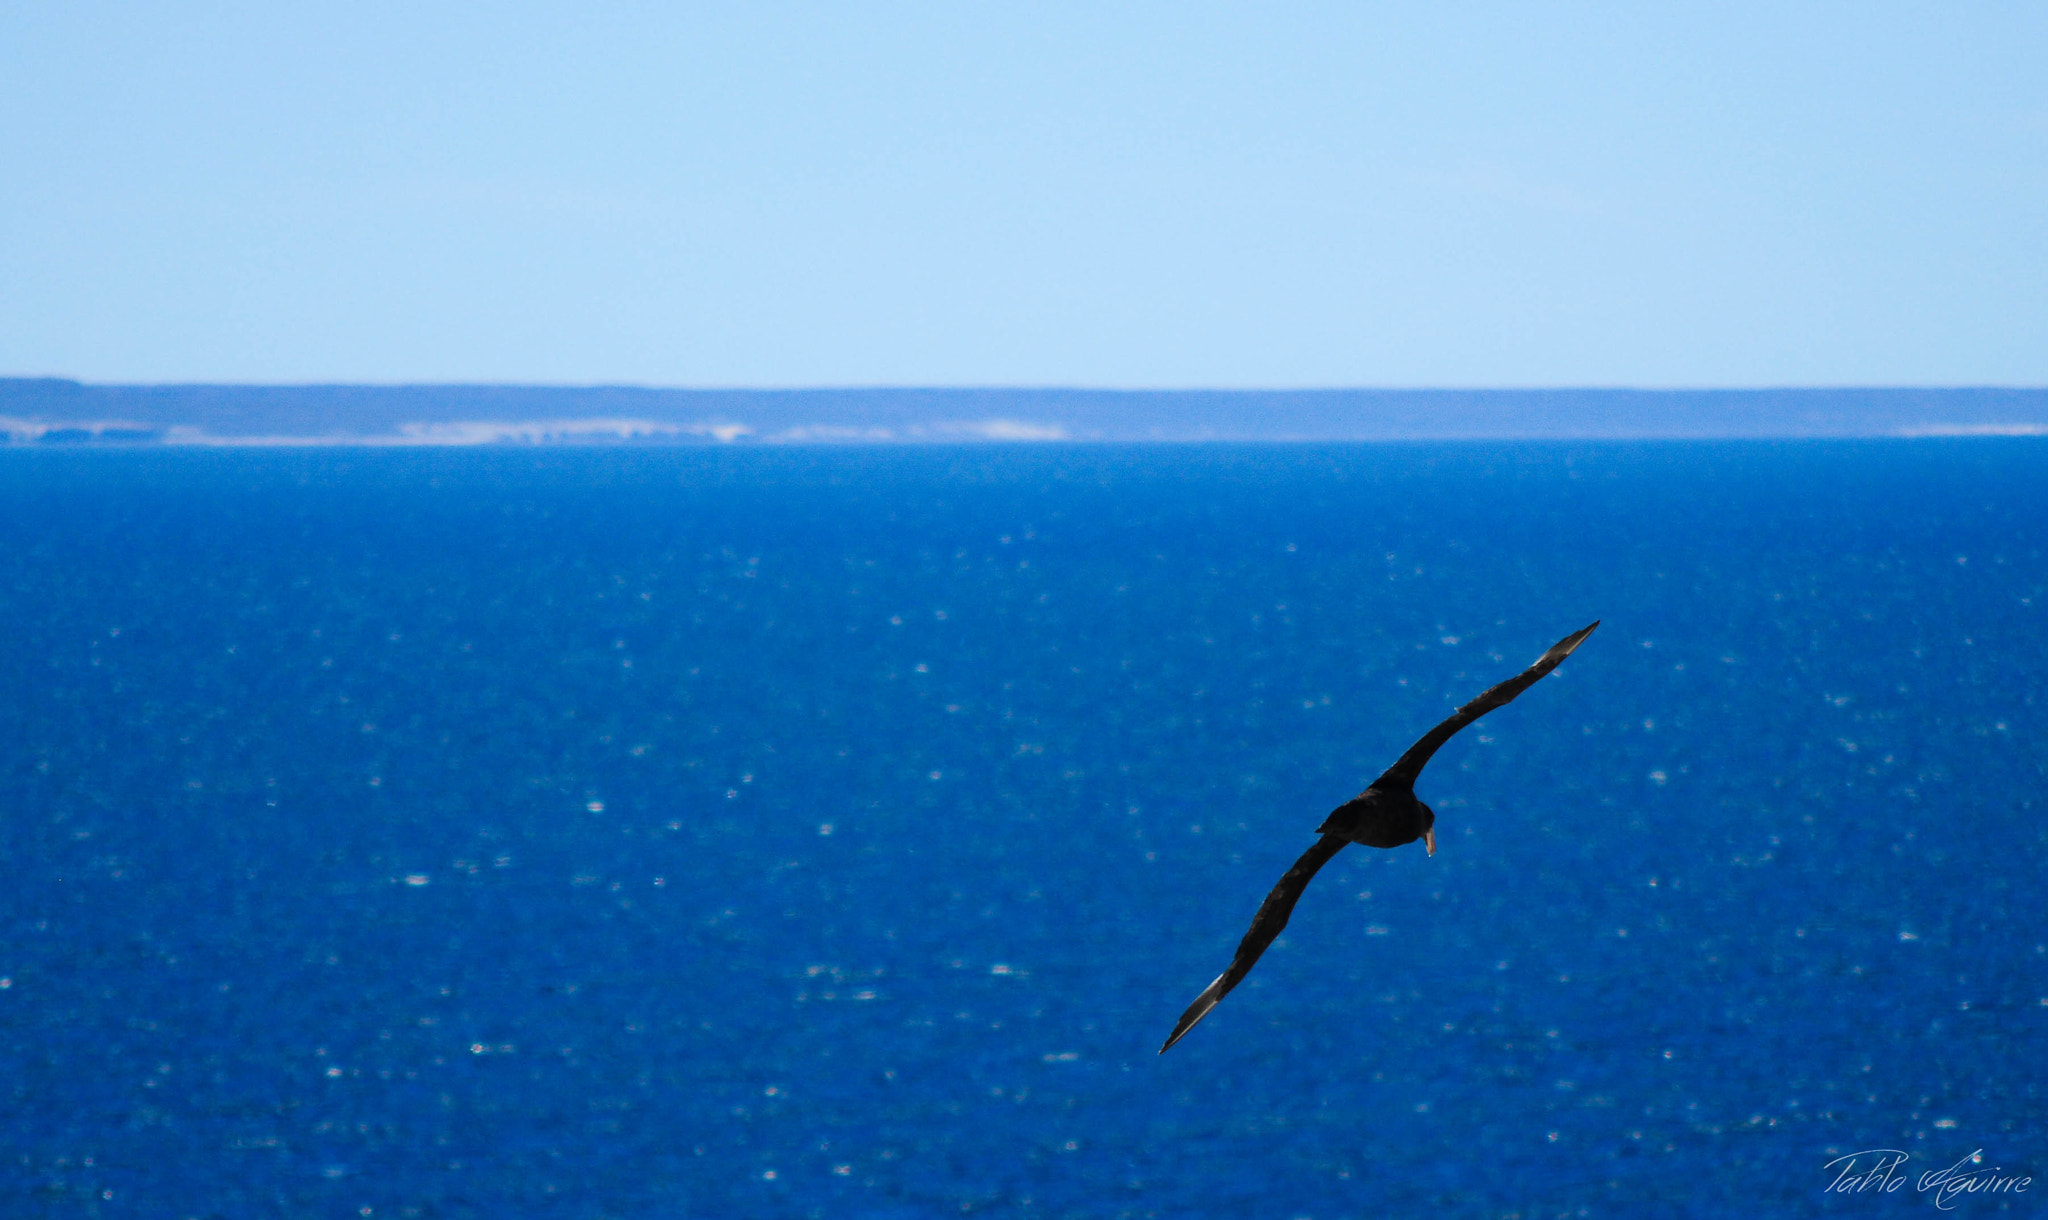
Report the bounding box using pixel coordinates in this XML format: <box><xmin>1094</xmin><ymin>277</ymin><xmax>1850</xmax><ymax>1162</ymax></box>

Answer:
<box><xmin>3</xmin><ymin>3</ymin><xmax>2044</xmax><ymax>388</ymax></box>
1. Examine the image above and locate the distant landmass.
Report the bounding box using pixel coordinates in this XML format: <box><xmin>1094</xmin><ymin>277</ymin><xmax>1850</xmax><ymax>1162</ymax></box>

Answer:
<box><xmin>3</xmin><ymin>379</ymin><xmax>2045</xmax><ymax>444</ymax></box>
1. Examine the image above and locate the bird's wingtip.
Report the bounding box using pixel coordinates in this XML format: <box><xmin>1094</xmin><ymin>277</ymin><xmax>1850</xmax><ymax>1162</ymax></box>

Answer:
<box><xmin>1158</xmin><ymin>1017</ymin><xmax>1201</xmax><ymax>1055</ymax></box>
<box><xmin>1159</xmin><ymin>976</ymin><xmax>1227</xmax><ymax>1054</ymax></box>
<box><xmin>1549</xmin><ymin>620</ymin><xmax>1600</xmax><ymax>659</ymax></box>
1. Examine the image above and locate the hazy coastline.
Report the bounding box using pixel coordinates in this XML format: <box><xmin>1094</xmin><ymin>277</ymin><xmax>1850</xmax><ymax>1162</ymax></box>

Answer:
<box><xmin>5</xmin><ymin>380</ymin><xmax>2046</xmax><ymax>447</ymax></box>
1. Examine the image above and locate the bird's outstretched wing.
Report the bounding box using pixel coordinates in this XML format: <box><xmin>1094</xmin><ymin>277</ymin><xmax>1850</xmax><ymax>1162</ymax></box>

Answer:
<box><xmin>1372</xmin><ymin>621</ymin><xmax>1599</xmax><ymax>789</ymax></box>
<box><xmin>1160</xmin><ymin>833</ymin><xmax>1348</xmax><ymax>1053</ymax></box>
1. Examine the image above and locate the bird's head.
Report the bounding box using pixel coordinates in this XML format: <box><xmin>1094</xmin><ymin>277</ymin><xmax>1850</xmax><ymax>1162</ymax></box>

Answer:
<box><xmin>1417</xmin><ymin>801</ymin><xmax>1437</xmax><ymax>857</ymax></box>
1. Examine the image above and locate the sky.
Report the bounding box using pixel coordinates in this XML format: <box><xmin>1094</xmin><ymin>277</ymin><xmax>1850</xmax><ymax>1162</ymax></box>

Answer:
<box><xmin>3</xmin><ymin>2</ymin><xmax>2045</xmax><ymax>388</ymax></box>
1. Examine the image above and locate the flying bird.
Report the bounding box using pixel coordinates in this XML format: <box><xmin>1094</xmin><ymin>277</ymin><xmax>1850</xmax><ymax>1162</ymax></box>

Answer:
<box><xmin>1159</xmin><ymin>621</ymin><xmax>1599</xmax><ymax>1054</ymax></box>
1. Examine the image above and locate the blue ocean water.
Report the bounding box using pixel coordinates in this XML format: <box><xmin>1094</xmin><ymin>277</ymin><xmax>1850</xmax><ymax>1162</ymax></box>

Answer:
<box><xmin>1</xmin><ymin>442</ymin><xmax>2042</xmax><ymax>1218</ymax></box>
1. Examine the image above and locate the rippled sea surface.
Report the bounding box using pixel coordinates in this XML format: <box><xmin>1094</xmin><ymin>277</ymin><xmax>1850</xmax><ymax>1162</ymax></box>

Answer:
<box><xmin>3</xmin><ymin>443</ymin><xmax>2043</xmax><ymax>1218</ymax></box>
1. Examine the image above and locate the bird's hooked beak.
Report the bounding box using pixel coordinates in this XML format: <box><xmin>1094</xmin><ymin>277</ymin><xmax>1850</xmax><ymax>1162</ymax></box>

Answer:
<box><xmin>1423</xmin><ymin>826</ymin><xmax>1436</xmax><ymax>856</ymax></box>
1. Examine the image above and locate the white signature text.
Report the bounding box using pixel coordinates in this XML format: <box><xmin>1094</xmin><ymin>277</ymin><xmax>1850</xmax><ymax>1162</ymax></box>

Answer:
<box><xmin>1825</xmin><ymin>1149</ymin><xmax>2030</xmax><ymax>1211</ymax></box>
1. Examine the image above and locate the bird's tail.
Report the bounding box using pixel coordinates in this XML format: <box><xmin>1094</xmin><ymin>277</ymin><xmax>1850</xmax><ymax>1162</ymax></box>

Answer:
<box><xmin>1160</xmin><ymin>973</ymin><xmax>1229</xmax><ymax>1053</ymax></box>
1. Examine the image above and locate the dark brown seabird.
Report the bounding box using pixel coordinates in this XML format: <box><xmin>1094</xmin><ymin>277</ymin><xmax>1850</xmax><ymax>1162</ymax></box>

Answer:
<box><xmin>1159</xmin><ymin>621</ymin><xmax>1599</xmax><ymax>1054</ymax></box>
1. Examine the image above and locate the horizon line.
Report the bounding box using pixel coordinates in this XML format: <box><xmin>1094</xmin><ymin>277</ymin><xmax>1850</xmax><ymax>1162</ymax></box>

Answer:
<box><xmin>7</xmin><ymin>382</ymin><xmax>2045</xmax><ymax>447</ymax></box>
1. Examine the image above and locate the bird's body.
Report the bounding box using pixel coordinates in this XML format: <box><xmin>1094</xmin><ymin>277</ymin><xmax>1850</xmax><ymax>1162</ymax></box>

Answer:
<box><xmin>1159</xmin><ymin>621</ymin><xmax>1599</xmax><ymax>1054</ymax></box>
<box><xmin>1316</xmin><ymin>784</ymin><xmax>1434</xmax><ymax>851</ymax></box>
